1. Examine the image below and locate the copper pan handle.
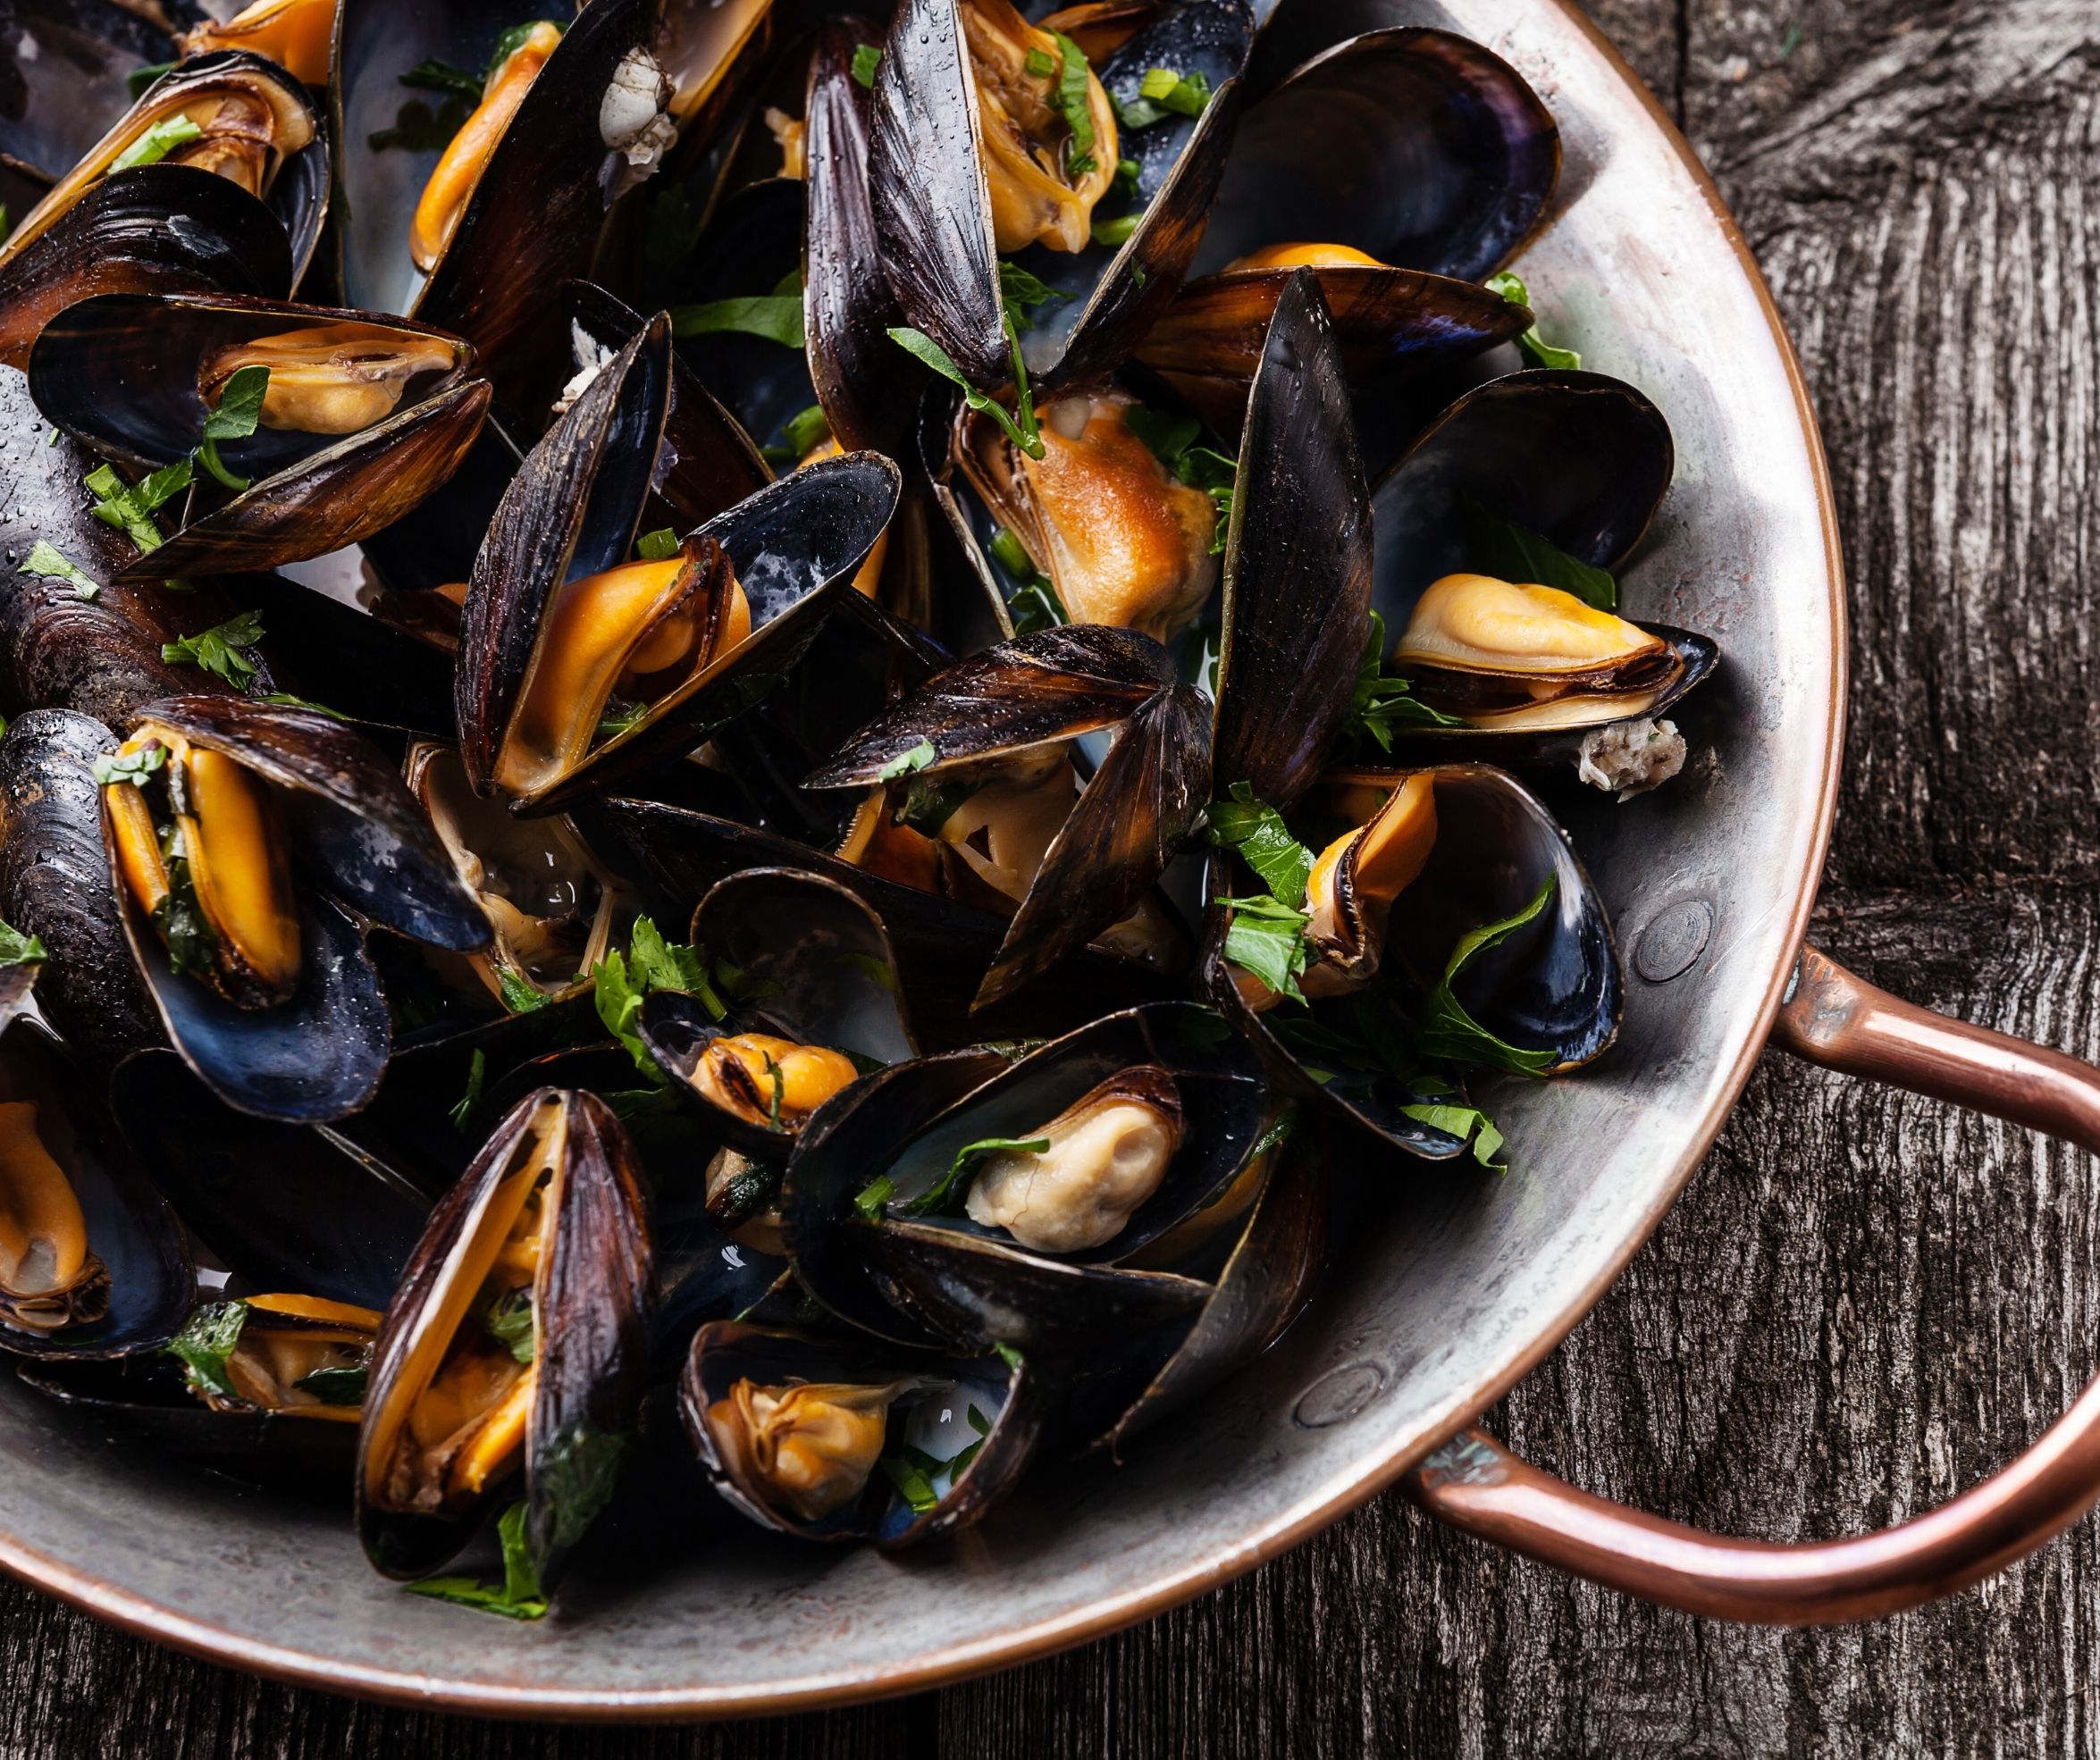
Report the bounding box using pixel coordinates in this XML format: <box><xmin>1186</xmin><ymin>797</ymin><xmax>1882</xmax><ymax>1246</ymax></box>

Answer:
<box><xmin>1402</xmin><ymin>943</ymin><xmax>2100</xmax><ymax>1624</ymax></box>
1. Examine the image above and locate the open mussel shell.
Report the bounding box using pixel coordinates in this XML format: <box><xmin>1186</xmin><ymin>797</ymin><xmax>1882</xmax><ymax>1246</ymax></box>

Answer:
<box><xmin>110</xmin><ymin>1049</ymin><xmax>430</xmax><ymax>1310</ymax></box>
<box><xmin>0</xmin><ymin>0</ymin><xmax>181</xmax><ymax>186</ymax></box>
<box><xmin>680</xmin><ymin>1320</ymin><xmax>1043</xmax><ymax>1546</ymax></box>
<box><xmin>1193</xmin><ymin>28</ymin><xmax>1557</xmax><ymax>286</ymax></box>
<box><xmin>1366</xmin><ymin>367</ymin><xmax>1716</xmax><ymax>748</ymax></box>
<box><xmin>357</xmin><ymin>1087</ymin><xmax>654</xmax><ymax>1580</ymax></box>
<box><xmin>637</xmin><ymin>867</ymin><xmax>913</xmax><ymax>1154</ymax></box>
<box><xmin>803</xmin><ymin>624</ymin><xmax>1207</xmax><ymax>1007</ymax></box>
<box><xmin>1134</xmin><ymin>263</ymin><xmax>1527</xmax><ymax>435</ymax></box>
<box><xmin>337</xmin><ymin>0</ymin><xmax>660</xmax><ymax>407</ymax></box>
<box><xmin>1210</xmin><ymin>267</ymin><xmax>1370</xmax><ymax>812</ymax></box>
<box><xmin>405</xmin><ymin>740</ymin><xmax>626</xmax><ymax>1010</ymax></box>
<box><xmin>784</xmin><ymin>1002</ymin><xmax>1267</xmax><ymax>1355</ymax></box>
<box><xmin>25</xmin><ymin>293</ymin><xmax>491</xmax><ymax>583</ymax></box>
<box><xmin>231</xmin><ymin>570</ymin><xmax>460</xmax><ymax>738</ymax></box>
<box><xmin>564</xmin><ymin>281</ymin><xmax>772</xmax><ymax>529</ymax></box>
<box><xmin>459</xmin><ymin>310</ymin><xmax>902</xmax><ymax>813</ymax></box>
<box><xmin>5</xmin><ymin>52</ymin><xmax>328</xmax><ymax>291</ymax></box>
<box><xmin>0</xmin><ymin>1015</ymin><xmax>192</xmax><ymax>1360</ymax></box>
<box><xmin>100</xmin><ymin>697</ymin><xmax>488</xmax><ymax>1123</ymax></box>
<box><xmin>0</xmin><ymin>163</ymin><xmax>294</xmax><ymax>370</ymax></box>
<box><xmin>0</xmin><ymin>713</ymin><xmax>163</xmax><ymax>1070</ymax></box>
<box><xmin>584</xmin><ymin>796</ymin><xmax>1176</xmax><ymax>1047</ymax></box>
<box><xmin>1205</xmin><ymin>764</ymin><xmax>1622</xmax><ymax>1157</ymax></box>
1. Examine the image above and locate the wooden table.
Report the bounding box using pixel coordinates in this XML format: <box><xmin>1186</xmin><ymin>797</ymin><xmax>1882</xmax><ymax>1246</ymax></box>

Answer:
<box><xmin>5</xmin><ymin>2</ymin><xmax>2091</xmax><ymax>1752</ymax></box>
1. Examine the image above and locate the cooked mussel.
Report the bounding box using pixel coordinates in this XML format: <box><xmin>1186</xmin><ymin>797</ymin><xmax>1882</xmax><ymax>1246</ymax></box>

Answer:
<box><xmin>29</xmin><ymin>293</ymin><xmax>491</xmax><ymax>583</ymax></box>
<box><xmin>804</xmin><ymin>624</ymin><xmax>1206</xmax><ymax>1006</ymax></box>
<box><xmin>1365</xmin><ymin>368</ymin><xmax>1719</xmax><ymax>767</ymax></box>
<box><xmin>2</xmin><ymin>53</ymin><xmax>327</xmax><ymax>290</ymax></box>
<box><xmin>181</xmin><ymin>0</ymin><xmax>341</xmax><ymax>88</ymax></box>
<box><xmin>1195</xmin><ymin>28</ymin><xmax>1556</xmax><ymax>286</ymax></box>
<box><xmin>357</xmin><ymin>1087</ymin><xmax>653</xmax><ymax>1580</ymax></box>
<box><xmin>97</xmin><ymin>696</ymin><xmax>488</xmax><ymax>1121</ymax></box>
<box><xmin>169</xmin><ymin>1294</ymin><xmax>380</xmax><ymax>1421</ymax></box>
<box><xmin>1205</xmin><ymin>764</ymin><xmax>1621</xmax><ymax>1157</ymax></box>
<box><xmin>952</xmin><ymin>387</ymin><xmax>1221</xmax><ymax>638</ymax></box>
<box><xmin>637</xmin><ymin>867</ymin><xmax>913</xmax><ymax>1152</ymax></box>
<box><xmin>870</xmin><ymin>0</ymin><xmax>1250</xmax><ymax>390</ymax></box>
<box><xmin>680</xmin><ymin>1320</ymin><xmax>1041</xmax><ymax>1544</ymax></box>
<box><xmin>0</xmin><ymin>1014</ymin><xmax>190</xmax><ymax>1360</ymax></box>
<box><xmin>782</xmin><ymin>1002</ymin><xmax>1269</xmax><ymax>1354</ymax></box>
<box><xmin>457</xmin><ymin>313</ymin><xmax>899</xmax><ymax>814</ymax></box>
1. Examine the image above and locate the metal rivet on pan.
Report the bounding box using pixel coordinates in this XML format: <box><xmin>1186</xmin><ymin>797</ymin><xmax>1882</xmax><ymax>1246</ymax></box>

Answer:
<box><xmin>1294</xmin><ymin>1361</ymin><xmax>1388</xmax><ymax>1429</ymax></box>
<box><xmin>1633</xmin><ymin>897</ymin><xmax>1713</xmax><ymax>984</ymax></box>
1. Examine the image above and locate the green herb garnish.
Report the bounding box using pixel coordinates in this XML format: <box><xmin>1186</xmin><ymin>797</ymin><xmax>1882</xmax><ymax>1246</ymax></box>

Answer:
<box><xmin>449</xmin><ymin>1048</ymin><xmax>486</xmax><ymax>1131</ymax></box>
<box><xmin>1484</xmin><ymin>270</ymin><xmax>1582</xmax><ymax>372</ymax></box>
<box><xmin>0</xmin><ymin>921</ymin><xmax>46</xmax><ymax>968</ymax></box>
<box><xmin>779</xmin><ymin>403</ymin><xmax>832</xmax><ymax>459</ymax></box>
<box><xmin>497</xmin><ymin>966</ymin><xmax>552</xmax><ymax>1014</ymax></box>
<box><xmin>897</xmin><ymin>1134</ymin><xmax>1050</xmax><ymax>1218</ymax></box>
<box><xmin>197</xmin><ymin>365</ymin><xmax>270</xmax><ymax>491</ymax></box>
<box><xmin>1205</xmin><ymin>783</ymin><xmax>1314</xmax><ymax>909</ymax></box>
<box><xmin>1050</xmin><ymin>32</ymin><xmax>1096</xmax><ymax>165</ymax></box>
<box><xmin>635</xmin><ymin>526</ymin><xmax>681</xmax><ymax>561</ymax></box>
<box><xmin>293</xmin><ymin>1364</ymin><xmax>369</xmax><ymax>1406</ymax></box>
<box><xmin>1025</xmin><ymin>46</ymin><xmax>1056</xmax><ymax>78</ymax></box>
<box><xmin>406</xmin><ymin>1501</ymin><xmax>550</xmax><ymax>1621</ymax></box>
<box><xmin>887</xmin><ymin>323</ymin><xmax>1045</xmax><ymax>459</ymax></box>
<box><xmin>481</xmin><ymin>1285</ymin><xmax>535</xmax><ymax>1364</ymax></box>
<box><xmin>671</xmin><ymin>274</ymin><xmax>806</xmax><ymax>349</ymax></box>
<box><xmin>1415</xmin><ymin>877</ymin><xmax>1560</xmax><ymax>1075</ymax></box>
<box><xmin>853</xmin><ymin>1174</ymin><xmax>894</xmax><ymax>1218</ymax></box>
<box><xmin>1219</xmin><ymin>893</ymin><xmax>1313</xmax><ymax>1003</ymax></box>
<box><xmin>162</xmin><ymin>610</ymin><xmax>265</xmax><ymax>692</ymax></box>
<box><xmin>999</xmin><ymin>260</ymin><xmax>1064</xmax><ymax>333</ymax></box>
<box><xmin>86</xmin><ymin>457</ymin><xmax>192</xmax><ymax>555</ymax></box>
<box><xmin>1345</xmin><ymin>610</ymin><xmax>1465</xmax><ymax>749</ymax></box>
<box><xmin>112</xmin><ymin>114</ymin><xmax>204</xmax><ymax>172</ymax></box>
<box><xmin>852</xmin><ymin>43</ymin><xmax>882</xmax><ymax>88</ymax></box>
<box><xmin>165</xmin><ymin>1301</ymin><xmax>248</xmax><ymax>1401</ymax></box>
<box><xmin>19</xmin><ymin>541</ymin><xmax>99</xmax><ymax>600</ymax></box>
<box><xmin>876</xmin><ymin>739</ymin><xmax>937</xmax><ymax>781</ymax></box>
<box><xmin>592</xmin><ymin>916</ymin><xmax>720</xmax><ymax>1079</ymax></box>
<box><xmin>1114</xmin><ymin>66</ymin><xmax>1211</xmax><ymax>129</ymax></box>
<box><xmin>1459</xmin><ymin>497</ymin><xmax>1617</xmax><ymax>611</ymax></box>
<box><xmin>126</xmin><ymin>61</ymin><xmax>175</xmax><ymax>99</ymax></box>
<box><xmin>156</xmin><ymin>850</ymin><xmax>219</xmax><ymax>980</ymax></box>
<box><xmin>90</xmin><ymin>743</ymin><xmax>166</xmax><ymax>788</ymax></box>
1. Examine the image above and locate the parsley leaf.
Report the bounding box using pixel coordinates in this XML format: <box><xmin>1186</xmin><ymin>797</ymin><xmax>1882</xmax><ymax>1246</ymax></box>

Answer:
<box><xmin>1459</xmin><ymin>498</ymin><xmax>1617</xmax><ymax>611</ymax></box>
<box><xmin>86</xmin><ymin>457</ymin><xmax>192</xmax><ymax>555</ymax></box>
<box><xmin>1484</xmin><ymin>269</ymin><xmax>1582</xmax><ymax>372</ymax></box>
<box><xmin>1415</xmin><ymin>877</ymin><xmax>1560</xmax><ymax>1075</ymax></box>
<box><xmin>852</xmin><ymin>43</ymin><xmax>882</xmax><ymax>88</ymax></box>
<box><xmin>635</xmin><ymin>527</ymin><xmax>680</xmax><ymax>561</ymax></box>
<box><xmin>166</xmin><ymin>1301</ymin><xmax>248</xmax><ymax>1401</ymax></box>
<box><xmin>1346</xmin><ymin>610</ymin><xmax>1465</xmax><ymax>749</ymax></box>
<box><xmin>777</xmin><ymin>403</ymin><xmax>832</xmax><ymax>460</ymax></box>
<box><xmin>1114</xmin><ymin>66</ymin><xmax>1211</xmax><ymax>129</ymax></box>
<box><xmin>112</xmin><ymin>114</ymin><xmax>203</xmax><ymax>171</ymax></box>
<box><xmin>254</xmin><ymin>693</ymin><xmax>347</xmax><ymax>718</ymax></box>
<box><xmin>162</xmin><ymin>610</ymin><xmax>265</xmax><ymax>691</ymax></box>
<box><xmin>1123</xmin><ymin>407</ymin><xmax>1234</xmax><ymax>550</ymax></box>
<box><xmin>198</xmin><ymin>365</ymin><xmax>271</xmax><ymax>491</ymax></box>
<box><xmin>887</xmin><ymin>323</ymin><xmax>1046</xmax><ymax>459</ymax></box>
<box><xmin>91</xmin><ymin>744</ymin><xmax>166</xmax><ymax>788</ymax></box>
<box><xmin>19</xmin><ymin>541</ymin><xmax>99</xmax><ymax>600</ymax></box>
<box><xmin>497</xmin><ymin>966</ymin><xmax>551</xmax><ymax>1013</ymax></box>
<box><xmin>853</xmin><ymin>1173</ymin><xmax>895</xmax><ymax>1219</ymax></box>
<box><xmin>986</xmin><ymin>528</ymin><xmax>1065</xmax><ymax>633</ymax></box>
<box><xmin>888</xmin><ymin>1134</ymin><xmax>1051</xmax><ymax>1219</ymax></box>
<box><xmin>1219</xmin><ymin>893</ymin><xmax>1313</xmax><ymax>1002</ymax></box>
<box><xmin>0</xmin><ymin>920</ymin><xmax>46</xmax><ymax>967</ymax></box>
<box><xmin>481</xmin><ymin>1285</ymin><xmax>535</xmax><ymax>1363</ymax></box>
<box><xmin>1091</xmin><ymin>213</ymin><xmax>1138</xmax><ymax>247</ymax></box>
<box><xmin>670</xmin><ymin>289</ymin><xmax>805</xmax><ymax>349</ymax></box>
<box><xmin>400</xmin><ymin>57</ymin><xmax>484</xmax><ymax>100</ymax></box>
<box><xmin>406</xmin><ymin>1502</ymin><xmax>550</xmax><ymax>1621</ymax></box>
<box><xmin>876</xmin><ymin>739</ymin><xmax>937</xmax><ymax>781</ymax></box>
<box><xmin>592</xmin><ymin>916</ymin><xmax>719</xmax><ymax>1079</ymax></box>
<box><xmin>1398</xmin><ymin>1100</ymin><xmax>1508</xmax><ymax>1171</ymax></box>
<box><xmin>126</xmin><ymin>60</ymin><xmax>175</xmax><ymax>99</ymax></box>
<box><xmin>449</xmin><ymin>1047</ymin><xmax>486</xmax><ymax>1131</ymax></box>
<box><xmin>998</xmin><ymin>260</ymin><xmax>1064</xmax><ymax>333</ymax></box>
<box><xmin>880</xmin><ymin>1452</ymin><xmax>941</xmax><ymax>1514</ymax></box>
<box><xmin>1205</xmin><ymin>783</ymin><xmax>1315</xmax><ymax>908</ymax></box>
<box><xmin>1050</xmin><ymin>32</ymin><xmax>1096</xmax><ymax>164</ymax></box>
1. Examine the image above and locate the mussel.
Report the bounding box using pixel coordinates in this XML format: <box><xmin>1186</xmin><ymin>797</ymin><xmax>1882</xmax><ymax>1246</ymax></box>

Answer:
<box><xmin>29</xmin><ymin>293</ymin><xmax>491</xmax><ymax>582</ymax></box>
<box><xmin>169</xmin><ymin>1294</ymin><xmax>380</xmax><ymax>1422</ymax></box>
<box><xmin>456</xmin><ymin>312</ymin><xmax>900</xmax><ymax>814</ymax></box>
<box><xmin>181</xmin><ymin>0</ymin><xmax>342</xmax><ymax>88</ymax></box>
<box><xmin>357</xmin><ymin>1087</ymin><xmax>653</xmax><ymax>1580</ymax></box>
<box><xmin>680</xmin><ymin>1320</ymin><xmax>1041</xmax><ymax>1545</ymax></box>
<box><xmin>97</xmin><ymin>697</ymin><xmax>489</xmax><ymax>1121</ymax></box>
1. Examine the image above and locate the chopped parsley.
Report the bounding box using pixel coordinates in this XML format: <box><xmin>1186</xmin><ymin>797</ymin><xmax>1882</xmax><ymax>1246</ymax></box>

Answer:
<box><xmin>406</xmin><ymin>1501</ymin><xmax>549</xmax><ymax>1621</ymax></box>
<box><xmin>1205</xmin><ymin>783</ymin><xmax>1314</xmax><ymax>909</ymax></box>
<box><xmin>852</xmin><ymin>43</ymin><xmax>882</xmax><ymax>88</ymax></box>
<box><xmin>198</xmin><ymin>365</ymin><xmax>270</xmax><ymax>492</ymax></box>
<box><xmin>1484</xmin><ymin>269</ymin><xmax>1583</xmax><ymax>372</ymax></box>
<box><xmin>635</xmin><ymin>526</ymin><xmax>681</xmax><ymax>561</ymax></box>
<box><xmin>1415</xmin><ymin>877</ymin><xmax>1561</xmax><ymax>1076</ymax></box>
<box><xmin>1114</xmin><ymin>66</ymin><xmax>1212</xmax><ymax>129</ymax></box>
<box><xmin>112</xmin><ymin>114</ymin><xmax>203</xmax><ymax>171</ymax></box>
<box><xmin>91</xmin><ymin>744</ymin><xmax>166</xmax><ymax>788</ymax></box>
<box><xmin>592</xmin><ymin>916</ymin><xmax>721</xmax><ymax>1080</ymax></box>
<box><xmin>18</xmin><ymin>541</ymin><xmax>99</xmax><ymax>600</ymax></box>
<box><xmin>884</xmin><ymin>1134</ymin><xmax>1051</xmax><ymax>1219</ymax></box>
<box><xmin>0</xmin><ymin>920</ymin><xmax>46</xmax><ymax>968</ymax></box>
<box><xmin>1344</xmin><ymin>611</ymin><xmax>1465</xmax><ymax>750</ymax></box>
<box><xmin>162</xmin><ymin>610</ymin><xmax>265</xmax><ymax>692</ymax></box>
<box><xmin>887</xmin><ymin>322</ymin><xmax>1045</xmax><ymax>458</ymax></box>
<box><xmin>449</xmin><ymin>1047</ymin><xmax>486</xmax><ymax>1131</ymax></box>
<box><xmin>876</xmin><ymin>739</ymin><xmax>937</xmax><ymax>781</ymax></box>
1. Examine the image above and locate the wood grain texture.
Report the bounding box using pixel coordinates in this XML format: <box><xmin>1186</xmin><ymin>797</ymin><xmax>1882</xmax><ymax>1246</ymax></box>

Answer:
<box><xmin>5</xmin><ymin>4</ymin><xmax>2098</xmax><ymax>1755</ymax></box>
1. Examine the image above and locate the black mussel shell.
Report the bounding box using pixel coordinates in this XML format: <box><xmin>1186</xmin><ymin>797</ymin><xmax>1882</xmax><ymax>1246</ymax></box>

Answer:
<box><xmin>802</xmin><ymin>17</ymin><xmax>918</xmax><ymax>455</ymax></box>
<box><xmin>637</xmin><ymin>867</ymin><xmax>914</xmax><ymax>1152</ymax></box>
<box><xmin>582</xmin><ymin>796</ymin><xmax>1177</xmax><ymax>1047</ymax></box>
<box><xmin>0</xmin><ymin>1016</ymin><xmax>192</xmax><ymax>1360</ymax></box>
<box><xmin>358</xmin><ymin>417</ymin><xmax>524</xmax><ymax>602</ymax></box>
<box><xmin>1211</xmin><ymin>267</ymin><xmax>1370</xmax><ymax>812</ymax></box>
<box><xmin>0</xmin><ymin>365</ymin><xmax>290</xmax><ymax>727</ymax></box>
<box><xmin>564</xmin><ymin>281</ymin><xmax>772</xmax><ymax>529</ymax></box>
<box><xmin>357</xmin><ymin>1087</ymin><xmax>654</xmax><ymax>1580</ymax></box>
<box><xmin>0</xmin><ymin>164</ymin><xmax>294</xmax><ymax>371</ymax></box>
<box><xmin>24</xmin><ymin>293</ymin><xmax>491</xmax><ymax>584</ymax></box>
<box><xmin>1196</xmin><ymin>28</ymin><xmax>1557</xmax><ymax>285</ymax></box>
<box><xmin>680</xmin><ymin>1320</ymin><xmax>1044</xmax><ymax>1546</ymax></box>
<box><xmin>785</xmin><ymin>1003</ymin><xmax>1266</xmax><ymax>1354</ymax></box>
<box><xmin>0</xmin><ymin>712</ymin><xmax>162</xmax><ymax>1070</ymax></box>
<box><xmin>1135</xmin><ymin>261</ymin><xmax>1527</xmax><ymax>435</ymax></box>
<box><xmin>1205</xmin><ymin>764</ymin><xmax>1623</xmax><ymax>1156</ymax></box>
<box><xmin>232</xmin><ymin>571</ymin><xmax>460</xmax><ymax>738</ymax></box>
<box><xmin>339</xmin><ymin>0</ymin><xmax>658</xmax><ymax>410</ymax></box>
<box><xmin>110</xmin><ymin>1049</ymin><xmax>430</xmax><ymax>1310</ymax></box>
<box><xmin>0</xmin><ymin>0</ymin><xmax>180</xmax><ymax>186</ymax></box>
<box><xmin>135</xmin><ymin>695</ymin><xmax>489</xmax><ymax>953</ymax></box>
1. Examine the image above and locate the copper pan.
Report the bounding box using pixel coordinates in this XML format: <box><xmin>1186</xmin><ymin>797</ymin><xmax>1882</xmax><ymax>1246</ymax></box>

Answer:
<box><xmin>0</xmin><ymin>0</ymin><xmax>2078</xmax><ymax>1719</ymax></box>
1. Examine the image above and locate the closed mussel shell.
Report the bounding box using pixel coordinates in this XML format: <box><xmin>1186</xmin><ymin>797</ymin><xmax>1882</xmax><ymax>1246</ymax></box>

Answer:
<box><xmin>28</xmin><ymin>293</ymin><xmax>491</xmax><ymax>584</ymax></box>
<box><xmin>357</xmin><ymin>1086</ymin><xmax>654</xmax><ymax>1580</ymax></box>
<box><xmin>680</xmin><ymin>1320</ymin><xmax>1043</xmax><ymax>1546</ymax></box>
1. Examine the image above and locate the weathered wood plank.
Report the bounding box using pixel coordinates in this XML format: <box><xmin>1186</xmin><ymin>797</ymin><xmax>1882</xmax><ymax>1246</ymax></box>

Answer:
<box><xmin>9</xmin><ymin>4</ymin><xmax>2100</xmax><ymax>1756</ymax></box>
